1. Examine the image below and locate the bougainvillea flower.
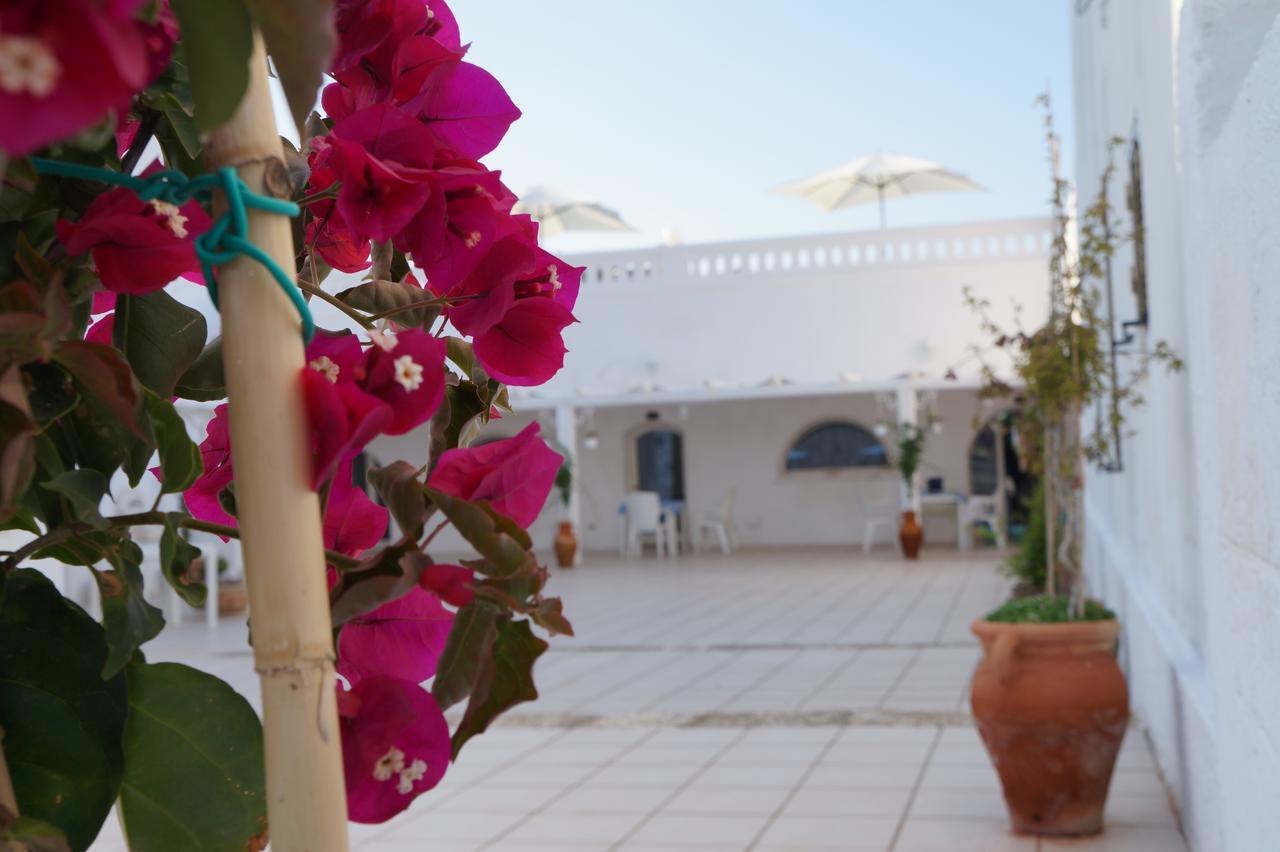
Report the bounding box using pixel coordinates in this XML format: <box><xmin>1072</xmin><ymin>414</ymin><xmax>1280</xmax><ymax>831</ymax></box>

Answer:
<box><xmin>0</xmin><ymin>0</ymin><xmax>155</xmax><ymax>155</ymax></box>
<box><xmin>332</xmin><ymin>0</ymin><xmax>430</xmax><ymax>73</ymax></box>
<box><xmin>327</xmin><ymin>103</ymin><xmax>438</xmax><ymax>242</ymax></box>
<box><xmin>418</xmin><ymin>562</ymin><xmax>474</xmax><ymax>608</ymax></box>
<box><xmin>337</xmin><ymin>585</ymin><xmax>453</xmax><ymax>686</ymax></box>
<box><xmin>360</xmin><ymin>329</ymin><xmax>447</xmax><ymax>435</ymax></box>
<box><xmin>184</xmin><ymin>404</ymin><xmax>236</xmax><ymax>532</ymax></box>
<box><xmin>324</xmin><ymin>34</ymin><xmax>462</xmax><ymax>123</ymax></box>
<box><xmin>85</xmin><ymin>313</ymin><xmax>114</xmax><ymax>345</ymax></box>
<box><xmin>442</xmin><ymin>214</ymin><xmax>540</xmax><ymax>337</ymax></box>
<box><xmin>337</xmin><ymin>675</ymin><xmax>451</xmax><ymax>823</ymax></box>
<box><xmin>416</xmin><ymin>61</ymin><xmax>520</xmax><ymax>159</ymax></box>
<box><xmin>473</xmin><ymin>297</ymin><xmax>577</xmax><ymax>387</ymax></box>
<box><xmin>55</xmin><ymin>177</ymin><xmax>211</xmax><ymax>294</ymax></box>
<box><xmin>323</xmin><ymin>456</ymin><xmax>389</xmax><ymax>557</ymax></box>
<box><xmin>428</xmin><ymin>422</ymin><xmax>562</xmax><ymax>527</ymax></box>
<box><xmin>303</xmin><ymin>140</ymin><xmax>372</xmax><ymax>273</ymax></box>
<box><xmin>302</xmin><ymin>332</ymin><xmax>392</xmax><ymax>487</ymax></box>
<box><xmin>516</xmin><ymin>247</ymin><xmax>585</xmax><ymax>312</ymax></box>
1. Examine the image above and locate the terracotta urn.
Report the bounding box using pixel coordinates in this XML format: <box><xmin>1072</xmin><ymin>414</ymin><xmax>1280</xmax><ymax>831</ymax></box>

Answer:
<box><xmin>898</xmin><ymin>510</ymin><xmax>923</xmax><ymax>559</ymax></box>
<box><xmin>554</xmin><ymin>521</ymin><xmax>578</xmax><ymax>568</ymax></box>
<box><xmin>970</xmin><ymin>618</ymin><xmax>1129</xmax><ymax>836</ymax></box>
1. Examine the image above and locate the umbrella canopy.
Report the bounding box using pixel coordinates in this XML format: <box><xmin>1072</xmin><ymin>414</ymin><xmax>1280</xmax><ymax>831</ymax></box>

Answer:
<box><xmin>514</xmin><ymin>185</ymin><xmax>633</xmax><ymax>238</ymax></box>
<box><xmin>776</xmin><ymin>154</ymin><xmax>983</xmax><ymax>228</ymax></box>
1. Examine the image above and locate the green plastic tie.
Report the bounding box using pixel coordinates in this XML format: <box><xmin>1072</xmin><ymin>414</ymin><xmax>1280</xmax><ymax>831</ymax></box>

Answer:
<box><xmin>30</xmin><ymin>157</ymin><xmax>314</xmax><ymax>341</ymax></box>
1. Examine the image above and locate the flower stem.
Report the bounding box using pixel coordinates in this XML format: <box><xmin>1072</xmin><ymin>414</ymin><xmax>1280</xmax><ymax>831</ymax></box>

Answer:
<box><xmin>298</xmin><ymin>280</ymin><xmax>376</xmax><ymax>330</ymax></box>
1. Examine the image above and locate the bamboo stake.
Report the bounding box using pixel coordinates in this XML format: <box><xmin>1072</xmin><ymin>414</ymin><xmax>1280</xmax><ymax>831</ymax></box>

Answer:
<box><xmin>0</xmin><ymin>726</ymin><xmax>18</xmax><ymax>818</ymax></box>
<box><xmin>203</xmin><ymin>36</ymin><xmax>349</xmax><ymax>851</ymax></box>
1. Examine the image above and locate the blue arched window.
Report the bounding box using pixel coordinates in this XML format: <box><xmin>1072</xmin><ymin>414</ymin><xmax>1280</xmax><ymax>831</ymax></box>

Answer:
<box><xmin>786</xmin><ymin>421</ymin><xmax>887</xmax><ymax>470</ymax></box>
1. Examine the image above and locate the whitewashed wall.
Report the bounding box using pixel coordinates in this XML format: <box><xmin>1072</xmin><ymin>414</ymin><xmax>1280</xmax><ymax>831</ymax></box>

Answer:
<box><xmin>1072</xmin><ymin>2</ymin><xmax>1280</xmax><ymax>849</ymax></box>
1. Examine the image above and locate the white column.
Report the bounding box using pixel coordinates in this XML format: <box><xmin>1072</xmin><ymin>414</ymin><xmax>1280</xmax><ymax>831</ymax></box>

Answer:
<box><xmin>554</xmin><ymin>404</ymin><xmax>583</xmax><ymax>565</ymax></box>
<box><xmin>895</xmin><ymin>382</ymin><xmax>921</xmax><ymax>514</ymax></box>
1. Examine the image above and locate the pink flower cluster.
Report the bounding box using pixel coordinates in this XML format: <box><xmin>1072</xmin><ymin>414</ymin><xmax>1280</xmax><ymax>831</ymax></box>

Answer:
<box><xmin>310</xmin><ymin>0</ymin><xmax>582</xmax><ymax>387</ymax></box>
<box><xmin>0</xmin><ymin>0</ymin><xmax>175</xmax><ymax>156</ymax></box>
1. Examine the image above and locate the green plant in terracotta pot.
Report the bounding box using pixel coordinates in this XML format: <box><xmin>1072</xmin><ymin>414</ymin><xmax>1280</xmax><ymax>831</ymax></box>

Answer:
<box><xmin>552</xmin><ymin>459</ymin><xmax>578</xmax><ymax>568</ymax></box>
<box><xmin>893</xmin><ymin>420</ymin><xmax>929</xmax><ymax>559</ymax></box>
<box><xmin>964</xmin><ymin>97</ymin><xmax>1182</xmax><ymax>838</ymax></box>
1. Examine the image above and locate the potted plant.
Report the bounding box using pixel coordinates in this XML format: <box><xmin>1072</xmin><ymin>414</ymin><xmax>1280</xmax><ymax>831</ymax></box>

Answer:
<box><xmin>552</xmin><ymin>460</ymin><xmax>577</xmax><ymax>568</ymax></box>
<box><xmin>894</xmin><ymin>420</ymin><xmax>928</xmax><ymax>559</ymax></box>
<box><xmin>964</xmin><ymin>99</ymin><xmax>1181</xmax><ymax>837</ymax></box>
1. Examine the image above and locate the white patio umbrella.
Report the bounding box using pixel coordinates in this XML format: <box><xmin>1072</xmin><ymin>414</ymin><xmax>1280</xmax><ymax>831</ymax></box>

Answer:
<box><xmin>776</xmin><ymin>153</ymin><xmax>984</xmax><ymax>229</ymax></box>
<box><xmin>514</xmin><ymin>185</ymin><xmax>634</xmax><ymax>238</ymax></box>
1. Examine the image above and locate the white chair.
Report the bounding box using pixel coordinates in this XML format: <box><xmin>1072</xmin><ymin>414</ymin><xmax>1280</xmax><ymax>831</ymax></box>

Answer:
<box><xmin>965</xmin><ymin>494</ymin><xmax>1007</xmax><ymax>548</ymax></box>
<box><xmin>694</xmin><ymin>488</ymin><xmax>735</xmax><ymax>555</ymax></box>
<box><xmin>622</xmin><ymin>491</ymin><xmax>668</xmax><ymax>558</ymax></box>
<box><xmin>859</xmin><ymin>493</ymin><xmax>902</xmax><ymax>555</ymax></box>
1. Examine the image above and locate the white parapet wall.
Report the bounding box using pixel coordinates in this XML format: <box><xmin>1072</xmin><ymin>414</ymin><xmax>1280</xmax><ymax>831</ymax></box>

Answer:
<box><xmin>1072</xmin><ymin>2</ymin><xmax>1280</xmax><ymax>850</ymax></box>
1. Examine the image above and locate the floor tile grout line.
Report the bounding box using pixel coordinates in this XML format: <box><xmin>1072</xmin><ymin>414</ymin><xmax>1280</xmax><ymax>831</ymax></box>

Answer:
<box><xmin>605</xmin><ymin>727</ymin><xmax>753</xmax><ymax>852</ymax></box>
<box><xmin>477</xmin><ymin>725</ymin><xmax>668</xmax><ymax>850</ymax></box>
<box><xmin>932</xmin><ymin>560</ymin><xmax>977</xmax><ymax>645</ymax></box>
<box><xmin>885</xmin><ymin>723</ymin><xmax>945</xmax><ymax>852</ymax></box>
<box><xmin>876</xmin><ymin>647</ymin><xmax>925</xmax><ymax>711</ymax></box>
<box><xmin>741</xmin><ymin>725</ymin><xmax>846</xmax><ymax>851</ymax></box>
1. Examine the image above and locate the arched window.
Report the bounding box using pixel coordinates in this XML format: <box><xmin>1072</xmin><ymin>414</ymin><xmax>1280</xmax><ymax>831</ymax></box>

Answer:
<box><xmin>786</xmin><ymin>421</ymin><xmax>887</xmax><ymax>470</ymax></box>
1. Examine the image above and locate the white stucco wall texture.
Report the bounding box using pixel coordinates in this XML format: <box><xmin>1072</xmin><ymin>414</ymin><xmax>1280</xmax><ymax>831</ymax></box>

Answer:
<box><xmin>1072</xmin><ymin>2</ymin><xmax>1280</xmax><ymax>849</ymax></box>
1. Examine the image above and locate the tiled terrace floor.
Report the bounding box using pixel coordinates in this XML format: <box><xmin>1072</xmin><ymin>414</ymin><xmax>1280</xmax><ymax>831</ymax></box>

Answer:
<box><xmin>89</xmin><ymin>548</ymin><xmax>1187</xmax><ymax>851</ymax></box>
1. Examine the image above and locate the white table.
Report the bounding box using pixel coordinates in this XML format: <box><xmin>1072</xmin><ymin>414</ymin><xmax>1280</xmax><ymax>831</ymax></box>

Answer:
<box><xmin>919</xmin><ymin>492</ymin><xmax>969</xmax><ymax>551</ymax></box>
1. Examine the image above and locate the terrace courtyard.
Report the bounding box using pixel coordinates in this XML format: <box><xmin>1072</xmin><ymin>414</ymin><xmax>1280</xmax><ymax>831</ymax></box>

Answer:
<box><xmin>89</xmin><ymin>549</ymin><xmax>1185</xmax><ymax>852</ymax></box>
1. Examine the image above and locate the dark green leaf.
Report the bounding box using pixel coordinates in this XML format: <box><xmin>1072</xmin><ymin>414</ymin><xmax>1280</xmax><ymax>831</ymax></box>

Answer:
<box><xmin>39</xmin><ymin>469</ymin><xmax>107</xmax><ymax>529</ymax></box>
<box><xmin>54</xmin><ymin>341</ymin><xmax>144</xmax><ymax>437</ymax></box>
<box><xmin>0</xmin><ymin>570</ymin><xmax>127</xmax><ymax>852</ymax></box>
<box><xmin>430</xmin><ymin>600</ymin><xmax>499</xmax><ymax>711</ymax></box>
<box><xmin>445</xmin><ymin>337</ymin><xmax>476</xmax><ymax>379</ymax></box>
<box><xmin>243</xmin><ymin>0</ymin><xmax>335</xmax><ymax>138</ymax></box>
<box><xmin>336</xmin><ymin>279</ymin><xmax>438</xmax><ymax>329</ymax></box>
<box><xmin>169</xmin><ymin>0</ymin><xmax>254</xmax><ymax>134</ymax></box>
<box><xmin>34</xmin><ymin>530</ymin><xmax>126</xmax><ymax>568</ymax></box>
<box><xmin>330</xmin><ymin>546</ymin><xmax>426</xmax><ymax>627</ymax></box>
<box><xmin>173</xmin><ymin>337</ymin><xmax>225</xmax><ymax>401</ymax></box>
<box><xmin>113</xmin><ymin>291</ymin><xmax>207</xmax><ymax>399</ymax></box>
<box><xmin>96</xmin><ymin>543</ymin><xmax>165</xmax><ymax>678</ymax></box>
<box><xmin>21</xmin><ymin>361</ymin><xmax>78</xmax><ymax>426</ymax></box>
<box><xmin>529</xmin><ymin>597</ymin><xmax>574</xmax><ymax>637</ymax></box>
<box><xmin>160</xmin><ymin>516</ymin><xmax>205</xmax><ymax>608</ymax></box>
<box><xmin>451</xmin><ymin>618</ymin><xmax>547</xmax><ymax>758</ymax></box>
<box><xmin>423</xmin><ymin>487</ymin><xmax>532</xmax><ymax>577</ymax></box>
<box><xmin>0</xmin><ymin>365</ymin><xmax>37</xmax><ymax>521</ymax></box>
<box><xmin>367</xmin><ymin>461</ymin><xmax>427</xmax><ymax>537</ymax></box>
<box><xmin>119</xmin><ymin>662</ymin><xmax>267</xmax><ymax>852</ymax></box>
<box><xmin>145</xmin><ymin>392</ymin><xmax>202</xmax><ymax>493</ymax></box>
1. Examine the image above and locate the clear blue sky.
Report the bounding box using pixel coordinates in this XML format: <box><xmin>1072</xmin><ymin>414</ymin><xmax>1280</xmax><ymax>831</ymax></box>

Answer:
<box><xmin>451</xmin><ymin>0</ymin><xmax>1076</xmax><ymax>253</ymax></box>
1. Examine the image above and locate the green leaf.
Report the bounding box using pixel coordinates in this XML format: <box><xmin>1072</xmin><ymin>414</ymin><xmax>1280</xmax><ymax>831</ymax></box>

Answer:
<box><xmin>170</xmin><ymin>0</ymin><xmax>254</xmax><ymax>134</ymax></box>
<box><xmin>96</xmin><ymin>543</ymin><xmax>165</xmax><ymax>678</ymax></box>
<box><xmin>34</xmin><ymin>530</ymin><xmax>127</xmax><ymax>567</ymax></box>
<box><xmin>451</xmin><ymin>618</ymin><xmax>547</xmax><ymax>758</ymax></box>
<box><xmin>39</xmin><ymin>469</ymin><xmax>107</xmax><ymax>529</ymax></box>
<box><xmin>22</xmin><ymin>361</ymin><xmax>78</xmax><ymax>426</ymax></box>
<box><xmin>423</xmin><ymin>487</ymin><xmax>532</xmax><ymax>577</ymax></box>
<box><xmin>173</xmin><ymin>337</ymin><xmax>226</xmax><ymax>401</ymax></box>
<box><xmin>119</xmin><ymin>662</ymin><xmax>267</xmax><ymax>852</ymax></box>
<box><xmin>145</xmin><ymin>392</ymin><xmax>202</xmax><ymax>493</ymax></box>
<box><xmin>336</xmin><ymin>279</ymin><xmax>439</xmax><ymax>330</ymax></box>
<box><xmin>160</xmin><ymin>516</ymin><xmax>205</xmax><ymax>608</ymax></box>
<box><xmin>113</xmin><ymin>291</ymin><xmax>208</xmax><ymax>399</ymax></box>
<box><xmin>54</xmin><ymin>341</ymin><xmax>144</xmax><ymax>437</ymax></box>
<box><xmin>367</xmin><ymin>461</ymin><xmax>428</xmax><ymax>537</ymax></box>
<box><xmin>0</xmin><ymin>364</ymin><xmax>37</xmax><ymax>521</ymax></box>
<box><xmin>0</xmin><ymin>570</ymin><xmax>127</xmax><ymax>852</ymax></box>
<box><xmin>430</xmin><ymin>600</ymin><xmax>499</xmax><ymax>711</ymax></box>
<box><xmin>243</xmin><ymin>0</ymin><xmax>335</xmax><ymax>138</ymax></box>
<box><xmin>445</xmin><ymin>336</ymin><xmax>476</xmax><ymax>378</ymax></box>
<box><xmin>329</xmin><ymin>545</ymin><xmax>426</xmax><ymax>627</ymax></box>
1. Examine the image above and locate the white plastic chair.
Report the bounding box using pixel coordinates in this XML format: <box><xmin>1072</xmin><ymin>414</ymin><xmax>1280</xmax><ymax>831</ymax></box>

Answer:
<box><xmin>694</xmin><ymin>488</ymin><xmax>735</xmax><ymax>555</ymax></box>
<box><xmin>859</xmin><ymin>493</ymin><xmax>902</xmax><ymax>555</ymax></box>
<box><xmin>622</xmin><ymin>491</ymin><xmax>668</xmax><ymax>558</ymax></box>
<box><xmin>965</xmin><ymin>495</ymin><xmax>1007</xmax><ymax>548</ymax></box>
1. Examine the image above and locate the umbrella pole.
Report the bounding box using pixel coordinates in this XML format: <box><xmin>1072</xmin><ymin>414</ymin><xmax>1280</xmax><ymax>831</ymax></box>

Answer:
<box><xmin>878</xmin><ymin>187</ymin><xmax>887</xmax><ymax>230</ymax></box>
<box><xmin>203</xmin><ymin>34</ymin><xmax>350</xmax><ymax>851</ymax></box>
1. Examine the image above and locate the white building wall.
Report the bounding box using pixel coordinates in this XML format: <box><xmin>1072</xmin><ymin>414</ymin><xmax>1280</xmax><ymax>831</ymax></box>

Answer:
<box><xmin>1072</xmin><ymin>3</ymin><xmax>1280</xmax><ymax>849</ymax></box>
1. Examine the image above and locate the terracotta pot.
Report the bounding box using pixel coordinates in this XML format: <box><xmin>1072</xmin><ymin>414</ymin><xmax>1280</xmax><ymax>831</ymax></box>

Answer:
<box><xmin>898</xmin><ymin>510</ymin><xmax>923</xmax><ymax>559</ymax></box>
<box><xmin>554</xmin><ymin>521</ymin><xmax>578</xmax><ymax>568</ymax></box>
<box><xmin>217</xmin><ymin>584</ymin><xmax>249</xmax><ymax>615</ymax></box>
<box><xmin>970</xmin><ymin>618</ymin><xmax>1129</xmax><ymax>836</ymax></box>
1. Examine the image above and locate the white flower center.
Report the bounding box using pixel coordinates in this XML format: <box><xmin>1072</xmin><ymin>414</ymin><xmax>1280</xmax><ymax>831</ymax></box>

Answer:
<box><xmin>308</xmin><ymin>355</ymin><xmax>340</xmax><ymax>383</ymax></box>
<box><xmin>393</xmin><ymin>354</ymin><xmax>424</xmax><ymax>392</ymax></box>
<box><xmin>0</xmin><ymin>35</ymin><xmax>60</xmax><ymax>98</ymax></box>
<box><xmin>547</xmin><ymin>264</ymin><xmax>561</xmax><ymax>291</ymax></box>
<box><xmin>396</xmin><ymin>759</ymin><xmax>427</xmax><ymax>794</ymax></box>
<box><xmin>464</xmin><ymin>230</ymin><xmax>482</xmax><ymax>249</ymax></box>
<box><xmin>149</xmin><ymin>200</ymin><xmax>189</xmax><ymax>238</ymax></box>
<box><xmin>372</xmin><ymin>746</ymin><xmax>405</xmax><ymax>782</ymax></box>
